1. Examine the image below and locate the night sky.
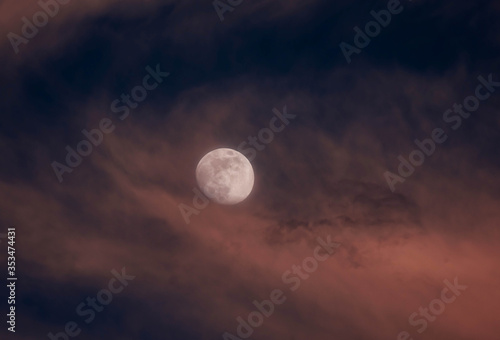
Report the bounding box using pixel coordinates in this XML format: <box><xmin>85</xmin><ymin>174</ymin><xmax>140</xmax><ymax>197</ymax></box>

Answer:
<box><xmin>1</xmin><ymin>0</ymin><xmax>499</xmax><ymax>339</ymax></box>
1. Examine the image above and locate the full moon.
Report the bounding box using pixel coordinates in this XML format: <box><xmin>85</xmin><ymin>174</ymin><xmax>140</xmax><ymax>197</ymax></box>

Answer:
<box><xmin>196</xmin><ymin>148</ymin><xmax>254</xmax><ymax>205</ymax></box>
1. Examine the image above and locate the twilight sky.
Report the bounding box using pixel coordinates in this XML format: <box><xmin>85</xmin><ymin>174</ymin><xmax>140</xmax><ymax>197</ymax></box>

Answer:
<box><xmin>0</xmin><ymin>0</ymin><xmax>499</xmax><ymax>339</ymax></box>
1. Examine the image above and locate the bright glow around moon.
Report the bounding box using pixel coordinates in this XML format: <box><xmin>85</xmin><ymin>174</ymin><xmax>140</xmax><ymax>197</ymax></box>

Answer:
<box><xmin>196</xmin><ymin>148</ymin><xmax>254</xmax><ymax>205</ymax></box>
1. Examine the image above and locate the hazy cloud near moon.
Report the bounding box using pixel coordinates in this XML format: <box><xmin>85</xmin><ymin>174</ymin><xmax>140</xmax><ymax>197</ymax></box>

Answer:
<box><xmin>1</xmin><ymin>62</ymin><xmax>499</xmax><ymax>339</ymax></box>
<box><xmin>0</xmin><ymin>0</ymin><xmax>499</xmax><ymax>339</ymax></box>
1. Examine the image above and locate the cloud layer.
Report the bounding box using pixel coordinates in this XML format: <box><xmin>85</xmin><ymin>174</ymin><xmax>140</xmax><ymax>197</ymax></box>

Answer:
<box><xmin>1</xmin><ymin>0</ymin><xmax>499</xmax><ymax>339</ymax></box>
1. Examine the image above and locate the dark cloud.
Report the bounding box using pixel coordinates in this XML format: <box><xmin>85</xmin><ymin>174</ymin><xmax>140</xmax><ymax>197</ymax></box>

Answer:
<box><xmin>1</xmin><ymin>0</ymin><xmax>499</xmax><ymax>339</ymax></box>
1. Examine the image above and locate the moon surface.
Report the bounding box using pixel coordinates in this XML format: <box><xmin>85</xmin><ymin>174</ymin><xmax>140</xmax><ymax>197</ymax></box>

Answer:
<box><xmin>196</xmin><ymin>148</ymin><xmax>254</xmax><ymax>205</ymax></box>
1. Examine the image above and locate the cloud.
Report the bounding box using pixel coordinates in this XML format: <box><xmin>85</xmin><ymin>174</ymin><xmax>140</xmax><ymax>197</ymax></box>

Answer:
<box><xmin>0</xmin><ymin>62</ymin><xmax>498</xmax><ymax>339</ymax></box>
<box><xmin>1</xmin><ymin>1</ymin><xmax>499</xmax><ymax>339</ymax></box>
